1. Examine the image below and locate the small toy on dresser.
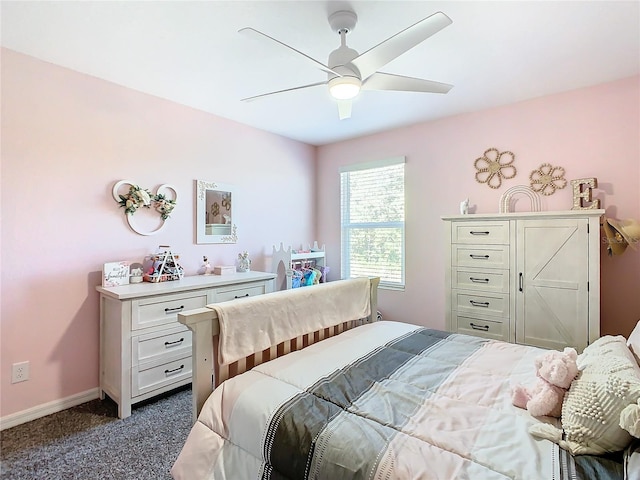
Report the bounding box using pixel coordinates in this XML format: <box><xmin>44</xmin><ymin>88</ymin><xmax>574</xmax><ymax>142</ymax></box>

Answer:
<box><xmin>199</xmin><ymin>256</ymin><xmax>213</xmax><ymax>275</ymax></box>
<box><xmin>459</xmin><ymin>198</ymin><xmax>469</xmax><ymax>215</ymax></box>
<box><xmin>512</xmin><ymin>347</ymin><xmax>578</xmax><ymax>417</ymax></box>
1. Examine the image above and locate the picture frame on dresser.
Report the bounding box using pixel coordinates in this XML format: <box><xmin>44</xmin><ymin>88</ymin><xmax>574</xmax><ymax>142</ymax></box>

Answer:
<box><xmin>96</xmin><ymin>271</ymin><xmax>276</xmax><ymax>418</ymax></box>
<box><xmin>442</xmin><ymin>210</ymin><xmax>604</xmax><ymax>351</ymax></box>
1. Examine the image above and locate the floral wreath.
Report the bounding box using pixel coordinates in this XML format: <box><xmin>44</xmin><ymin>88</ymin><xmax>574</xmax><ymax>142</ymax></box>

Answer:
<box><xmin>116</xmin><ymin>184</ymin><xmax>176</xmax><ymax>220</ymax></box>
<box><xmin>112</xmin><ymin>180</ymin><xmax>178</xmax><ymax>236</ymax></box>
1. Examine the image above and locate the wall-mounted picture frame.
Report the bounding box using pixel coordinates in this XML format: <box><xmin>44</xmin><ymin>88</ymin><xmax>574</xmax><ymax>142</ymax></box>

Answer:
<box><xmin>195</xmin><ymin>179</ymin><xmax>238</xmax><ymax>244</ymax></box>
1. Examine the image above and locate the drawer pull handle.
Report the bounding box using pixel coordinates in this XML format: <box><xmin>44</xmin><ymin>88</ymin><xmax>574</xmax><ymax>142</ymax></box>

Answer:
<box><xmin>470</xmin><ymin>231</ymin><xmax>490</xmax><ymax>235</ymax></box>
<box><xmin>164</xmin><ymin>337</ymin><xmax>184</xmax><ymax>347</ymax></box>
<box><xmin>164</xmin><ymin>365</ymin><xmax>184</xmax><ymax>376</ymax></box>
<box><xmin>470</xmin><ymin>254</ymin><xmax>490</xmax><ymax>260</ymax></box>
<box><xmin>470</xmin><ymin>300</ymin><xmax>490</xmax><ymax>307</ymax></box>
<box><xmin>164</xmin><ymin>305</ymin><xmax>185</xmax><ymax>313</ymax></box>
<box><xmin>234</xmin><ymin>293</ymin><xmax>250</xmax><ymax>299</ymax></box>
<box><xmin>519</xmin><ymin>272</ymin><xmax>523</xmax><ymax>292</ymax></box>
<box><xmin>470</xmin><ymin>277</ymin><xmax>489</xmax><ymax>283</ymax></box>
<box><xmin>470</xmin><ymin>323</ymin><xmax>489</xmax><ymax>331</ymax></box>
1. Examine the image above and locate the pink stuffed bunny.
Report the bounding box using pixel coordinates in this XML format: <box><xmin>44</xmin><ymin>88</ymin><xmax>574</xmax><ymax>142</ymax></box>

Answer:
<box><xmin>512</xmin><ymin>347</ymin><xmax>579</xmax><ymax>418</ymax></box>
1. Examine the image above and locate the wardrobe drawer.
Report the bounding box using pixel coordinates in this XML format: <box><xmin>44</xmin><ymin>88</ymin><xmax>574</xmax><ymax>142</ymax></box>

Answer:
<box><xmin>132</xmin><ymin>356</ymin><xmax>192</xmax><ymax>397</ymax></box>
<box><xmin>214</xmin><ymin>282</ymin><xmax>267</xmax><ymax>303</ymax></box>
<box><xmin>132</xmin><ymin>291</ymin><xmax>208</xmax><ymax>331</ymax></box>
<box><xmin>132</xmin><ymin>325</ymin><xmax>192</xmax><ymax>368</ymax></box>
<box><xmin>453</xmin><ymin>245</ymin><xmax>509</xmax><ymax>270</ymax></box>
<box><xmin>452</xmin><ymin>221</ymin><xmax>509</xmax><ymax>245</ymax></box>
<box><xmin>453</xmin><ymin>291</ymin><xmax>509</xmax><ymax>318</ymax></box>
<box><xmin>455</xmin><ymin>314</ymin><xmax>509</xmax><ymax>342</ymax></box>
<box><xmin>452</xmin><ymin>268</ymin><xmax>509</xmax><ymax>293</ymax></box>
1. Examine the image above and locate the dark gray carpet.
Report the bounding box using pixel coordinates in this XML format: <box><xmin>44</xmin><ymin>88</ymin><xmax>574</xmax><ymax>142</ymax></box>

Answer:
<box><xmin>0</xmin><ymin>386</ymin><xmax>192</xmax><ymax>480</ymax></box>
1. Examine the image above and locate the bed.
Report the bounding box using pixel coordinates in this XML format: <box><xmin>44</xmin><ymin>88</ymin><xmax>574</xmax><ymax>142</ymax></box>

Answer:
<box><xmin>171</xmin><ymin>277</ymin><xmax>639</xmax><ymax>480</ymax></box>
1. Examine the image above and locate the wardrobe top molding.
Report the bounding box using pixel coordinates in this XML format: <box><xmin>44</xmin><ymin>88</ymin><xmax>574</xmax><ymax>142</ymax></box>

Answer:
<box><xmin>441</xmin><ymin>210</ymin><xmax>605</xmax><ymax>221</ymax></box>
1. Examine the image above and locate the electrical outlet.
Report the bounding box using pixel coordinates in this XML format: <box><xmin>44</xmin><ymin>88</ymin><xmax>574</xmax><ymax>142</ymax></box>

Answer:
<box><xmin>11</xmin><ymin>361</ymin><xmax>29</xmax><ymax>383</ymax></box>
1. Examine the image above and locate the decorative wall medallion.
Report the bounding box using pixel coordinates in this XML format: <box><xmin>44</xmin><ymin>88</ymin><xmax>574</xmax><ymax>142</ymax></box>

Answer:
<box><xmin>112</xmin><ymin>180</ymin><xmax>178</xmax><ymax>236</ymax></box>
<box><xmin>529</xmin><ymin>164</ymin><xmax>567</xmax><ymax>196</ymax></box>
<box><xmin>571</xmin><ymin>177</ymin><xmax>600</xmax><ymax>210</ymax></box>
<box><xmin>474</xmin><ymin>148</ymin><xmax>517</xmax><ymax>189</ymax></box>
<box><xmin>222</xmin><ymin>193</ymin><xmax>231</xmax><ymax>211</ymax></box>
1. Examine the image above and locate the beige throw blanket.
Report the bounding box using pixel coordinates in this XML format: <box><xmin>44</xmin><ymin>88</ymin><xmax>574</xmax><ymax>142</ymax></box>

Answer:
<box><xmin>211</xmin><ymin>277</ymin><xmax>371</xmax><ymax>365</ymax></box>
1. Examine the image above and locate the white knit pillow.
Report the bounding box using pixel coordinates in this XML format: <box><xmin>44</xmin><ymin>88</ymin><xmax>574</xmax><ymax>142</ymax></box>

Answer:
<box><xmin>559</xmin><ymin>336</ymin><xmax>640</xmax><ymax>455</ymax></box>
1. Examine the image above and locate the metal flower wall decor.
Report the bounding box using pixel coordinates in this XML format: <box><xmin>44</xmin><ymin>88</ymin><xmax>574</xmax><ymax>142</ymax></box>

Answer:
<box><xmin>474</xmin><ymin>148</ymin><xmax>517</xmax><ymax>189</ymax></box>
<box><xmin>529</xmin><ymin>163</ymin><xmax>567</xmax><ymax>196</ymax></box>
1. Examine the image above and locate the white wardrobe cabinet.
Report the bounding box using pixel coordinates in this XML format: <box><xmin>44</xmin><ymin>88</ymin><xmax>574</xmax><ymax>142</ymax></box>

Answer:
<box><xmin>443</xmin><ymin>210</ymin><xmax>603</xmax><ymax>351</ymax></box>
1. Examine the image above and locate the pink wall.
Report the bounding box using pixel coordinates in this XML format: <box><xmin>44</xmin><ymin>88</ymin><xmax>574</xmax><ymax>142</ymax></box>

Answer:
<box><xmin>317</xmin><ymin>76</ymin><xmax>640</xmax><ymax>338</ymax></box>
<box><xmin>0</xmin><ymin>49</ymin><xmax>316</xmax><ymax>417</ymax></box>
<box><xmin>2</xmin><ymin>47</ymin><xmax>639</xmax><ymax>420</ymax></box>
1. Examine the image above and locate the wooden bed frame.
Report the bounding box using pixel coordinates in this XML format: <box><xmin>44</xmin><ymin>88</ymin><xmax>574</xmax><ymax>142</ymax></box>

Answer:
<box><xmin>178</xmin><ymin>277</ymin><xmax>380</xmax><ymax>421</ymax></box>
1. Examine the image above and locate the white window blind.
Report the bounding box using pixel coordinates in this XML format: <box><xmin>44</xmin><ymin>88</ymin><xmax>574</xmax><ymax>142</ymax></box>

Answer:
<box><xmin>340</xmin><ymin>157</ymin><xmax>405</xmax><ymax>289</ymax></box>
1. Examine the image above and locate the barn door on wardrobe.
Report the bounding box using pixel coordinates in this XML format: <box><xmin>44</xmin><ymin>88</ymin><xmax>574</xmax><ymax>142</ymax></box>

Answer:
<box><xmin>515</xmin><ymin>218</ymin><xmax>589</xmax><ymax>350</ymax></box>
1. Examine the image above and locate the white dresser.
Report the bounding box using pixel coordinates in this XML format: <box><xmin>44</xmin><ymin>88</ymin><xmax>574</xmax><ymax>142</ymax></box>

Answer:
<box><xmin>442</xmin><ymin>210</ymin><xmax>603</xmax><ymax>351</ymax></box>
<box><xmin>97</xmin><ymin>271</ymin><xmax>276</xmax><ymax>418</ymax></box>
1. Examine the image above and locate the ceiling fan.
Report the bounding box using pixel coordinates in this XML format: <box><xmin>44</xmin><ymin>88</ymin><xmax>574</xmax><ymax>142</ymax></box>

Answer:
<box><xmin>239</xmin><ymin>10</ymin><xmax>453</xmax><ymax>120</ymax></box>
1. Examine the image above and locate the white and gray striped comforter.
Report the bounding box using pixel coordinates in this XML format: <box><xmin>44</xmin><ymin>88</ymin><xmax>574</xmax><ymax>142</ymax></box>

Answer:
<box><xmin>171</xmin><ymin>321</ymin><xmax>616</xmax><ymax>480</ymax></box>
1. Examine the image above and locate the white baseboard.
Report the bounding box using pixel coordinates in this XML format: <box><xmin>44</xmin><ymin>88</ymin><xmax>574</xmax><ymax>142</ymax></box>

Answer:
<box><xmin>0</xmin><ymin>388</ymin><xmax>100</xmax><ymax>431</ymax></box>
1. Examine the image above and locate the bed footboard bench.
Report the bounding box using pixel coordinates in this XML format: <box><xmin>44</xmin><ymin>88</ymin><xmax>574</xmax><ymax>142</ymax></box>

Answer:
<box><xmin>179</xmin><ymin>277</ymin><xmax>380</xmax><ymax>421</ymax></box>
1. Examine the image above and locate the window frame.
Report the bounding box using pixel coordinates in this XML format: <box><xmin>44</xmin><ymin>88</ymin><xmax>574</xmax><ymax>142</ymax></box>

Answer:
<box><xmin>339</xmin><ymin>156</ymin><xmax>406</xmax><ymax>290</ymax></box>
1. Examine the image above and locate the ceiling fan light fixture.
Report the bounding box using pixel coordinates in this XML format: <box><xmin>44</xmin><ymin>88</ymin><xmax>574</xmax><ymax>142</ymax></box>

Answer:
<box><xmin>328</xmin><ymin>76</ymin><xmax>361</xmax><ymax>100</ymax></box>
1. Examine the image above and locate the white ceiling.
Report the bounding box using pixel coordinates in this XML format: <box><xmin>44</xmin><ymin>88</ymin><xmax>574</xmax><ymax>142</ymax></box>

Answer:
<box><xmin>2</xmin><ymin>1</ymin><xmax>639</xmax><ymax>146</ymax></box>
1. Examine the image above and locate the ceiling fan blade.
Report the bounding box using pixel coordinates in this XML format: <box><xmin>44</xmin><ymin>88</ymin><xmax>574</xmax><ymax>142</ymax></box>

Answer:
<box><xmin>362</xmin><ymin>72</ymin><xmax>453</xmax><ymax>94</ymax></box>
<box><xmin>240</xmin><ymin>27</ymin><xmax>342</xmax><ymax>77</ymax></box>
<box><xmin>241</xmin><ymin>81</ymin><xmax>327</xmax><ymax>102</ymax></box>
<box><xmin>351</xmin><ymin>11</ymin><xmax>452</xmax><ymax>80</ymax></box>
<box><xmin>337</xmin><ymin>99</ymin><xmax>352</xmax><ymax>120</ymax></box>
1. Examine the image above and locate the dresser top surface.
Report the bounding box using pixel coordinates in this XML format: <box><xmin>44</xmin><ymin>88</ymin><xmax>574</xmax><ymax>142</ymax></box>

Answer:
<box><xmin>96</xmin><ymin>271</ymin><xmax>276</xmax><ymax>300</ymax></box>
<box><xmin>441</xmin><ymin>209</ymin><xmax>604</xmax><ymax>221</ymax></box>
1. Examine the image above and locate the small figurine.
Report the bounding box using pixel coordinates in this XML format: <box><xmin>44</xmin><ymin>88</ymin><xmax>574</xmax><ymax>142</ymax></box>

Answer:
<box><xmin>460</xmin><ymin>198</ymin><xmax>469</xmax><ymax>215</ymax></box>
<box><xmin>237</xmin><ymin>251</ymin><xmax>251</xmax><ymax>272</ymax></box>
<box><xmin>200</xmin><ymin>256</ymin><xmax>213</xmax><ymax>275</ymax></box>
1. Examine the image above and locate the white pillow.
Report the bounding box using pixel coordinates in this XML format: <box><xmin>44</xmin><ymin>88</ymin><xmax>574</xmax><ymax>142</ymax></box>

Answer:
<box><xmin>627</xmin><ymin>320</ymin><xmax>640</xmax><ymax>365</ymax></box>
<box><xmin>530</xmin><ymin>336</ymin><xmax>640</xmax><ymax>455</ymax></box>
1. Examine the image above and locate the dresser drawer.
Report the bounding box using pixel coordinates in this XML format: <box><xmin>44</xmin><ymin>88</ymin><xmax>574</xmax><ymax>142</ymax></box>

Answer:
<box><xmin>214</xmin><ymin>282</ymin><xmax>268</xmax><ymax>302</ymax></box>
<box><xmin>452</xmin><ymin>268</ymin><xmax>510</xmax><ymax>293</ymax></box>
<box><xmin>132</xmin><ymin>291</ymin><xmax>208</xmax><ymax>330</ymax></box>
<box><xmin>453</xmin><ymin>245</ymin><xmax>509</xmax><ymax>270</ymax></box>
<box><xmin>132</xmin><ymin>325</ymin><xmax>192</xmax><ymax>367</ymax></box>
<box><xmin>456</xmin><ymin>314</ymin><xmax>509</xmax><ymax>342</ymax></box>
<box><xmin>452</xmin><ymin>221</ymin><xmax>509</xmax><ymax>245</ymax></box>
<box><xmin>132</xmin><ymin>356</ymin><xmax>192</xmax><ymax>397</ymax></box>
<box><xmin>453</xmin><ymin>291</ymin><xmax>509</xmax><ymax>318</ymax></box>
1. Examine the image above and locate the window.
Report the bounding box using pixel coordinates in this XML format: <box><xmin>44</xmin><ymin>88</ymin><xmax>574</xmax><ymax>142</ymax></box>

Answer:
<box><xmin>340</xmin><ymin>157</ymin><xmax>405</xmax><ymax>290</ymax></box>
